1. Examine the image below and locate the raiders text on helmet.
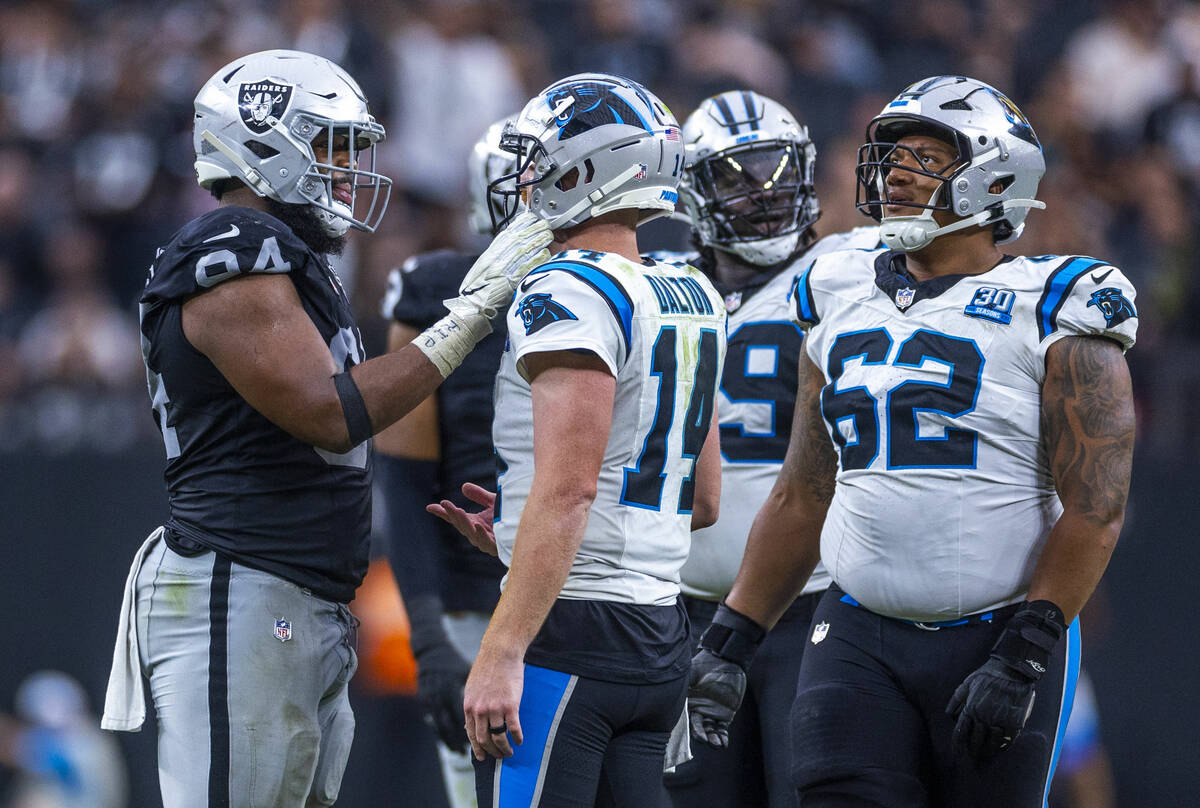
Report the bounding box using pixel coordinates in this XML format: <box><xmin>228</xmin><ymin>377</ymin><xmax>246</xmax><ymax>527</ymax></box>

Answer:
<box><xmin>193</xmin><ymin>49</ymin><xmax>392</xmax><ymax>236</ymax></box>
<box><xmin>856</xmin><ymin>75</ymin><xmax>1045</xmax><ymax>252</ymax></box>
<box><xmin>488</xmin><ymin>73</ymin><xmax>684</xmax><ymax>231</ymax></box>
<box><xmin>681</xmin><ymin>90</ymin><xmax>819</xmax><ymax>267</ymax></box>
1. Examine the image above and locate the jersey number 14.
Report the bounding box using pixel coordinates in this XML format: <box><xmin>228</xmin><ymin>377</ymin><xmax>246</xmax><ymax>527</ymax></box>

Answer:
<box><xmin>621</xmin><ymin>327</ymin><xmax>720</xmax><ymax>513</ymax></box>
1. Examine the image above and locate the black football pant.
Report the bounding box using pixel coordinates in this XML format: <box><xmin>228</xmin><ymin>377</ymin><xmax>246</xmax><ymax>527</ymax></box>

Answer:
<box><xmin>666</xmin><ymin>592</ymin><xmax>822</xmax><ymax>808</ymax></box>
<box><xmin>474</xmin><ymin>664</ymin><xmax>686</xmax><ymax>808</ymax></box>
<box><xmin>791</xmin><ymin>584</ymin><xmax>1079</xmax><ymax>808</ymax></box>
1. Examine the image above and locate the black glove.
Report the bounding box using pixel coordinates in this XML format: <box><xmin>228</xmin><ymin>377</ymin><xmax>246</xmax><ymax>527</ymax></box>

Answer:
<box><xmin>406</xmin><ymin>595</ymin><xmax>472</xmax><ymax>754</ymax></box>
<box><xmin>946</xmin><ymin>600</ymin><xmax>1067</xmax><ymax>759</ymax></box>
<box><xmin>688</xmin><ymin>602</ymin><xmax>766</xmax><ymax>748</ymax></box>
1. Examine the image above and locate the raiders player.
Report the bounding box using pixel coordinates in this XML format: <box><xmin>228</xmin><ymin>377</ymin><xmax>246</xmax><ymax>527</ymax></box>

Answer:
<box><xmin>374</xmin><ymin>117</ymin><xmax>514</xmax><ymax>808</ymax></box>
<box><xmin>692</xmin><ymin>76</ymin><xmax>1136</xmax><ymax>807</ymax></box>
<box><xmin>100</xmin><ymin>50</ymin><xmax>550</xmax><ymax>808</ymax></box>
<box><xmin>659</xmin><ymin>91</ymin><xmax>878</xmax><ymax>808</ymax></box>
<box><xmin>436</xmin><ymin>73</ymin><xmax>726</xmax><ymax>807</ymax></box>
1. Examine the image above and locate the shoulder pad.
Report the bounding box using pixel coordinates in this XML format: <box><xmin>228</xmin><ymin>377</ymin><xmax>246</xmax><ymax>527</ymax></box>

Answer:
<box><xmin>143</xmin><ymin>207</ymin><xmax>309</xmax><ymax>304</ymax></box>
<box><xmin>1034</xmin><ymin>256</ymin><xmax>1138</xmax><ymax>351</ymax></box>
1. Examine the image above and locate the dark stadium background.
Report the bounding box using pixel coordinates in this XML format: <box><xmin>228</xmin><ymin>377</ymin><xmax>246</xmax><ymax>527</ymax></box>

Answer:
<box><xmin>1</xmin><ymin>0</ymin><xmax>1198</xmax><ymax>805</ymax></box>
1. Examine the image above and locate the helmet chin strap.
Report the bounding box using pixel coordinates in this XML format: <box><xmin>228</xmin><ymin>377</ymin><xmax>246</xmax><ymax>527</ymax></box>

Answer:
<box><xmin>879</xmin><ymin>197</ymin><xmax>1046</xmax><ymax>252</ymax></box>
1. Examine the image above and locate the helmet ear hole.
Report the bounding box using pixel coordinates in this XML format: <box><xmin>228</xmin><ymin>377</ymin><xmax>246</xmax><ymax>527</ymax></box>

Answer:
<box><xmin>989</xmin><ymin>175</ymin><xmax>1014</xmax><ymax>194</ymax></box>
<box><xmin>583</xmin><ymin>159</ymin><xmax>595</xmax><ymax>184</ymax></box>
<box><xmin>555</xmin><ymin>167</ymin><xmax>580</xmax><ymax>191</ymax></box>
<box><xmin>245</xmin><ymin>140</ymin><xmax>279</xmax><ymax>159</ymax></box>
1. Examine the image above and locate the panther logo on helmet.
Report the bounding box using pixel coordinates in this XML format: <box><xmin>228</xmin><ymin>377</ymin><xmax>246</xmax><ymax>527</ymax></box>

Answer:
<box><xmin>1086</xmin><ymin>287</ymin><xmax>1136</xmax><ymax>328</ymax></box>
<box><xmin>546</xmin><ymin>80</ymin><xmax>652</xmax><ymax>140</ymax></box>
<box><xmin>517</xmin><ymin>292</ymin><xmax>578</xmax><ymax>335</ymax></box>
<box><xmin>238</xmin><ymin>81</ymin><xmax>294</xmax><ymax>134</ymax></box>
<box><xmin>982</xmin><ymin>87</ymin><xmax>1039</xmax><ymax>147</ymax></box>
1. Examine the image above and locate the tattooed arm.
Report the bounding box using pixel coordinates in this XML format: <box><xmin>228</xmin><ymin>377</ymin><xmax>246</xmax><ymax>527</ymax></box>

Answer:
<box><xmin>1030</xmin><ymin>336</ymin><xmax>1135</xmax><ymax>620</ymax></box>
<box><xmin>725</xmin><ymin>353</ymin><xmax>836</xmax><ymax>630</ymax></box>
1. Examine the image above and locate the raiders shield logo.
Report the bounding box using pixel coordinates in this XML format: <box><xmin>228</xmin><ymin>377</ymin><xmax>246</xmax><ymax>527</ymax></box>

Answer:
<box><xmin>811</xmin><ymin>621</ymin><xmax>830</xmax><ymax>644</ymax></box>
<box><xmin>239</xmin><ymin>80</ymin><xmax>294</xmax><ymax>134</ymax></box>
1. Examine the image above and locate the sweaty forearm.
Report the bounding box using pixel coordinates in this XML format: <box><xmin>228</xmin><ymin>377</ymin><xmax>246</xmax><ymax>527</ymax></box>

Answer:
<box><xmin>348</xmin><ymin>344</ymin><xmax>445</xmax><ymax>438</ymax></box>
<box><xmin>725</xmin><ymin>487</ymin><xmax>825</xmax><ymax>630</ymax></box>
<box><xmin>1027</xmin><ymin>510</ymin><xmax>1122</xmax><ymax>621</ymax></box>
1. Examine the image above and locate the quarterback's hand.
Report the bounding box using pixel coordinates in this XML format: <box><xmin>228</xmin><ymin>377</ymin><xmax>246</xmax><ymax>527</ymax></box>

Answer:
<box><xmin>445</xmin><ymin>211</ymin><xmax>553</xmax><ymax>322</ymax></box>
<box><xmin>415</xmin><ymin>640</ymin><xmax>472</xmax><ymax>754</ymax></box>
<box><xmin>946</xmin><ymin>601</ymin><xmax>1066</xmax><ymax>759</ymax></box>
<box><xmin>426</xmin><ymin>483</ymin><xmax>497</xmax><ymax>556</ymax></box>
<box><xmin>687</xmin><ymin>648</ymin><xmax>746</xmax><ymax>748</ymax></box>
<box><xmin>463</xmin><ymin>645</ymin><xmax>525</xmax><ymax>761</ymax></box>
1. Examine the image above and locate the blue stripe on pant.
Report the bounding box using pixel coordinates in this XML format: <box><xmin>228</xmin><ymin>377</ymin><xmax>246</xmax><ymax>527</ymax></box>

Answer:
<box><xmin>1041</xmin><ymin>618</ymin><xmax>1081</xmax><ymax>807</ymax></box>
<box><xmin>495</xmin><ymin>665</ymin><xmax>576</xmax><ymax>808</ymax></box>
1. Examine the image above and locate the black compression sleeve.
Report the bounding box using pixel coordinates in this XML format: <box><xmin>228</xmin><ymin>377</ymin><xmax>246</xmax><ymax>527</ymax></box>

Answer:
<box><xmin>333</xmin><ymin>370</ymin><xmax>373</xmax><ymax>446</ymax></box>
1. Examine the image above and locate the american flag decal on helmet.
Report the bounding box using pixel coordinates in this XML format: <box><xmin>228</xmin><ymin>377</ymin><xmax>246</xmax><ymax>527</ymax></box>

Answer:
<box><xmin>664</xmin><ymin>127</ymin><xmax>680</xmax><ymax>141</ymax></box>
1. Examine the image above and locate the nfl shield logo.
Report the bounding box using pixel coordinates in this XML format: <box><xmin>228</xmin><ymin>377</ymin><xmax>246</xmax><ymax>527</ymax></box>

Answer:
<box><xmin>239</xmin><ymin>80</ymin><xmax>294</xmax><ymax>134</ymax></box>
<box><xmin>633</xmin><ymin>163</ymin><xmax>647</xmax><ymax>180</ymax></box>
<box><xmin>724</xmin><ymin>291</ymin><xmax>743</xmax><ymax>313</ymax></box>
<box><xmin>811</xmin><ymin>621</ymin><xmax>830</xmax><ymax>644</ymax></box>
<box><xmin>895</xmin><ymin>287</ymin><xmax>916</xmax><ymax>310</ymax></box>
<box><xmin>274</xmin><ymin>618</ymin><xmax>292</xmax><ymax>643</ymax></box>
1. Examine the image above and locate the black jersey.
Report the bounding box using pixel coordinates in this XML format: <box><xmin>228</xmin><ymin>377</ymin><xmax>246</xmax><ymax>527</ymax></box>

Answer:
<box><xmin>382</xmin><ymin>249</ymin><xmax>506</xmax><ymax>608</ymax></box>
<box><xmin>140</xmin><ymin>206</ymin><xmax>371</xmax><ymax>603</ymax></box>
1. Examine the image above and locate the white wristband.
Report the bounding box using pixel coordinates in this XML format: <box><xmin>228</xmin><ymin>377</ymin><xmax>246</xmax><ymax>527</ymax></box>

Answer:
<box><xmin>413</xmin><ymin>311</ymin><xmax>491</xmax><ymax>378</ymax></box>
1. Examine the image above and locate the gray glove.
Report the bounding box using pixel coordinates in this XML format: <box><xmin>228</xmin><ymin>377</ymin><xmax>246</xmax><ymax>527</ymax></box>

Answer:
<box><xmin>687</xmin><ymin>603</ymin><xmax>765</xmax><ymax>748</ymax></box>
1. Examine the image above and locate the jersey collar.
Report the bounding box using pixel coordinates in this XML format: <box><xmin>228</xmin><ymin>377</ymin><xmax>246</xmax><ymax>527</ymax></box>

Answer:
<box><xmin>873</xmin><ymin>251</ymin><xmax>1015</xmax><ymax>312</ymax></box>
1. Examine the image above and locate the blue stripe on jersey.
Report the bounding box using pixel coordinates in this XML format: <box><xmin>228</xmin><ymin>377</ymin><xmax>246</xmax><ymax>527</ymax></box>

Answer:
<box><xmin>497</xmin><ymin>665</ymin><xmax>576</xmax><ymax>807</ymax></box>
<box><xmin>792</xmin><ymin>261</ymin><xmax>819</xmax><ymax>325</ymax></box>
<box><xmin>1042</xmin><ymin>618</ymin><xmax>1081</xmax><ymax>807</ymax></box>
<box><xmin>527</xmin><ymin>261</ymin><xmax>634</xmax><ymax>354</ymax></box>
<box><xmin>1036</xmin><ymin>257</ymin><xmax>1105</xmax><ymax>341</ymax></box>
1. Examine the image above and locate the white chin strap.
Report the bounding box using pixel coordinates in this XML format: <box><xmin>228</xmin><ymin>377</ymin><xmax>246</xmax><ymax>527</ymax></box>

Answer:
<box><xmin>880</xmin><ymin>198</ymin><xmax>1045</xmax><ymax>252</ymax></box>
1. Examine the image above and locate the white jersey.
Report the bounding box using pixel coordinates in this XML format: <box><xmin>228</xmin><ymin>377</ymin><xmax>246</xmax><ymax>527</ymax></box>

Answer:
<box><xmin>676</xmin><ymin>227</ymin><xmax>882</xmax><ymax>600</ymax></box>
<box><xmin>795</xmin><ymin>250</ymin><xmax>1138</xmax><ymax>621</ymax></box>
<box><xmin>492</xmin><ymin>249</ymin><xmax>727</xmax><ymax>606</ymax></box>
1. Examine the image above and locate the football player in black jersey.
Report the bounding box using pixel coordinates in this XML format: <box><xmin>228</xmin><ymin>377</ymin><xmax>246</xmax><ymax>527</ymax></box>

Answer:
<box><xmin>100</xmin><ymin>50</ymin><xmax>551</xmax><ymax>808</ymax></box>
<box><xmin>374</xmin><ymin>117</ymin><xmax>514</xmax><ymax>808</ymax></box>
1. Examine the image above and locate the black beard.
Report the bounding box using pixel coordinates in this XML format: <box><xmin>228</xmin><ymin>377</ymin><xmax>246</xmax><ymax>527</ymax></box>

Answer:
<box><xmin>265</xmin><ymin>199</ymin><xmax>347</xmax><ymax>256</ymax></box>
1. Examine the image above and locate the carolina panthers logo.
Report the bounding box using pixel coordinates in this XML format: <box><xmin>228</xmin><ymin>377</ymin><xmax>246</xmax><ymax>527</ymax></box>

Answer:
<box><xmin>517</xmin><ymin>292</ymin><xmax>578</xmax><ymax>335</ymax></box>
<box><xmin>983</xmin><ymin>87</ymin><xmax>1040</xmax><ymax>148</ymax></box>
<box><xmin>238</xmin><ymin>81</ymin><xmax>294</xmax><ymax>134</ymax></box>
<box><xmin>1087</xmin><ymin>287</ymin><xmax>1136</xmax><ymax>328</ymax></box>
<box><xmin>545</xmin><ymin>80</ymin><xmax>651</xmax><ymax>140</ymax></box>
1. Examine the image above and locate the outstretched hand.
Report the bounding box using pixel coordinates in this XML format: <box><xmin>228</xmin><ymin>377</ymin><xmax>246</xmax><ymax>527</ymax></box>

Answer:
<box><xmin>427</xmin><ymin>483</ymin><xmax>498</xmax><ymax>556</ymax></box>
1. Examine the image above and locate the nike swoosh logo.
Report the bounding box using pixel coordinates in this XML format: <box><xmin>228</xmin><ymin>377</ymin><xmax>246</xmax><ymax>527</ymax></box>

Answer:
<box><xmin>461</xmin><ymin>284</ymin><xmax>488</xmax><ymax>297</ymax></box>
<box><xmin>519</xmin><ymin>274</ymin><xmax>549</xmax><ymax>293</ymax></box>
<box><xmin>203</xmin><ymin>224</ymin><xmax>240</xmax><ymax>243</ymax></box>
<box><xmin>1091</xmin><ymin>268</ymin><xmax>1113</xmax><ymax>284</ymax></box>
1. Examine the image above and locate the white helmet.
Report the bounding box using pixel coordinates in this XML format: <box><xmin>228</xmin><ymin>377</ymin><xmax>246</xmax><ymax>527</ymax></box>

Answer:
<box><xmin>467</xmin><ymin>116</ymin><xmax>517</xmax><ymax>236</ymax></box>
<box><xmin>856</xmin><ymin>75</ymin><xmax>1045</xmax><ymax>252</ymax></box>
<box><xmin>488</xmin><ymin>73</ymin><xmax>683</xmax><ymax>231</ymax></box>
<box><xmin>680</xmin><ymin>90</ymin><xmax>819</xmax><ymax>267</ymax></box>
<box><xmin>193</xmin><ymin>49</ymin><xmax>392</xmax><ymax>236</ymax></box>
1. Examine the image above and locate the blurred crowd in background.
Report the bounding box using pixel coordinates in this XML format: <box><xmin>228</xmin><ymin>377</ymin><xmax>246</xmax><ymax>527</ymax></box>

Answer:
<box><xmin>1</xmin><ymin>0</ymin><xmax>1198</xmax><ymax>457</ymax></box>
